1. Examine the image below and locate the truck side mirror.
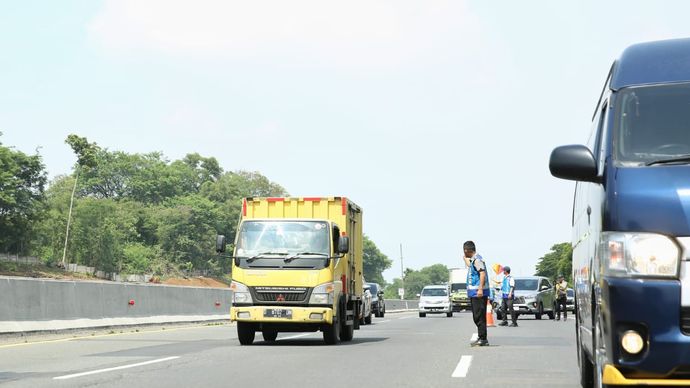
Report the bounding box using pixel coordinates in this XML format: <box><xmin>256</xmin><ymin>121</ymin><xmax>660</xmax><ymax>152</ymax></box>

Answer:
<box><xmin>216</xmin><ymin>235</ymin><xmax>226</xmax><ymax>253</ymax></box>
<box><xmin>337</xmin><ymin>236</ymin><xmax>350</xmax><ymax>254</ymax></box>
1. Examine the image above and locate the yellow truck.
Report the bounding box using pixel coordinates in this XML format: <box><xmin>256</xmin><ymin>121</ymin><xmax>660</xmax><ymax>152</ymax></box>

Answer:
<box><xmin>216</xmin><ymin>197</ymin><xmax>364</xmax><ymax>345</ymax></box>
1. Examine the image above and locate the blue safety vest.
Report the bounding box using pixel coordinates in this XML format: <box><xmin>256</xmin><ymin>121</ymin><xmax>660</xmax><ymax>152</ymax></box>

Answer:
<box><xmin>467</xmin><ymin>254</ymin><xmax>490</xmax><ymax>298</ymax></box>
<box><xmin>502</xmin><ymin>274</ymin><xmax>513</xmax><ymax>299</ymax></box>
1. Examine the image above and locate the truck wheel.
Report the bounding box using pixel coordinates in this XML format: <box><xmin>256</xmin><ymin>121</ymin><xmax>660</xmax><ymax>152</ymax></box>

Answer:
<box><xmin>419</xmin><ymin>313</ymin><xmax>426</xmax><ymax>318</ymax></box>
<box><xmin>323</xmin><ymin>315</ymin><xmax>340</xmax><ymax>345</ymax></box>
<box><xmin>262</xmin><ymin>330</ymin><xmax>278</xmax><ymax>342</ymax></box>
<box><xmin>237</xmin><ymin>322</ymin><xmax>255</xmax><ymax>345</ymax></box>
<box><xmin>381</xmin><ymin>306</ymin><xmax>385</xmax><ymax>318</ymax></box>
<box><xmin>535</xmin><ymin>303</ymin><xmax>543</xmax><ymax>320</ymax></box>
<box><xmin>340</xmin><ymin>316</ymin><xmax>354</xmax><ymax>341</ymax></box>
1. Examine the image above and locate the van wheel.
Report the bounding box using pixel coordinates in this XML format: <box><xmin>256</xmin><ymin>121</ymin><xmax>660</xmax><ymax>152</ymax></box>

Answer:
<box><xmin>262</xmin><ymin>330</ymin><xmax>278</xmax><ymax>342</ymax></box>
<box><xmin>323</xmin><ymin>315</ymin><xmax>340</xmax><ymax>345</ymax></box>
<box><xmin>446</xmin><ymin>312</ymin><xmax>453</xmax><ymax>318</ymax></box>
<box><xmin>237</xmin><ymin>322</ymin><xmax>255</xmax><ymax>345</ymax></box>
<box><xmin>419</xmin><ymin>313</ymin><xmax>426</xmax><ymax>318</ymax></box>
<box><xmin>593</xmin><ymin>304</ymin><xmax>611</xmax><ymax>388</ymax></box>
<box><xmin>547</xmin><ymin>303</ymin><xmax>555</xmax><ymax>320</ymax></box>
<box><xmin>535</xmin><ymin>303</ymin><xmax>543</xmax><ymax>320</ymax></box>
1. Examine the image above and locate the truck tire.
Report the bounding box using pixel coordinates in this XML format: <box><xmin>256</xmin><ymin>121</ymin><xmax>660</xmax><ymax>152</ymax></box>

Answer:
<box><xmin>262</xmin><ymin>330</ymin><xmax>278</xmax><ymax>342</ymax></box>
<box><xmin>323</xmin><ymin>315</ymin><xmax>340</xmax><ymax>345</ymax></box>
<box><xmin>340</xmin><ymin>318</ymin><xmax>354</xmax><ymax>341</ymax></box>
<box><xmin>237</xmin><ymin>322</ymin><xmax>255</xmax><ymax>345</ymax></box>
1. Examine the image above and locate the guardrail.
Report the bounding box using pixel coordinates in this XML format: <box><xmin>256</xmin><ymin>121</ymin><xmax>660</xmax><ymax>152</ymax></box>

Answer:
<box><xmin>386</xmin><ymin>299</ymin><xmax>419</xmax><ymax>311</ymax></box>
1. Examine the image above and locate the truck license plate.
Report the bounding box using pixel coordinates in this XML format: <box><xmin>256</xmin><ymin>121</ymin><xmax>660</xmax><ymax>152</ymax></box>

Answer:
<box><xmin>264</xmin><ymin>309</ymin><xmax>292</xmax><ymax>319</ymax></box>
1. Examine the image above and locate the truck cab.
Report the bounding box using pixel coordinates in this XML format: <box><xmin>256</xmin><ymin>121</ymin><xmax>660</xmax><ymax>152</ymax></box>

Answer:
<box><xmin>550</xmin><ymin>38</ymin><xmax>690</xmax><ymax>386</ymax></box>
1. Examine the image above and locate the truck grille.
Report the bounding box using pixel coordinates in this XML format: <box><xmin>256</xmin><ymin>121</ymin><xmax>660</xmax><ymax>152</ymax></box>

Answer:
<box><xmin>251</xmin><ymin>286</ymin><xmax>310</xmax><ymax>303</ymax></box>
<box><xmin>681</xmin><ymin>307</ymin><xmax>690</xmax><ymax>335</ymax></box>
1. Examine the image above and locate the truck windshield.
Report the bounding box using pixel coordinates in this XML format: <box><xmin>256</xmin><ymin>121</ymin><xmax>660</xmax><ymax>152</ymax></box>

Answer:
<box><xmin>515</xmin><ymin>279</ymin><xmax>538</xmax><ymax>291</ymax></box>
<box><xmin>235</xmin><ymin>220</ymin><xmax>330</xmax><ymax>269</ymax></box>
<box><xmin>615</xmin><ymin>83</ymin><xmax>690</xmax><ymax>166</ymax></box>
<box><xmin>450</xmin><ymin>283</ymin><xmax>467</xmax><ymax>292</ymax></box>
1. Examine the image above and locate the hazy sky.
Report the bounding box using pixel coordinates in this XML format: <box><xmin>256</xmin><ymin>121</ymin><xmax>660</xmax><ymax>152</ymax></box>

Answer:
<box><xmin>2</xmin><ymin>1</ymin><xmax>689</xmax><ymax>281</ymax></box>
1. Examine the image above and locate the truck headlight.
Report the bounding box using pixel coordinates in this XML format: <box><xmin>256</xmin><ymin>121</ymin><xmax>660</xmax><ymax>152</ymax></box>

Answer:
<box><xmin>600</xmin><ymin>232</ymin><xmax>680</xmax><ymax>278</ymax></box>
<box><xmin>230</xmin><ymin>281</ymin><xmax>253</xmax><ymax>304</ymax></box>
<box><xmin>309</xmin><ymin>282</ymin><xmax>334</xmax><ymax>305</ymax></box>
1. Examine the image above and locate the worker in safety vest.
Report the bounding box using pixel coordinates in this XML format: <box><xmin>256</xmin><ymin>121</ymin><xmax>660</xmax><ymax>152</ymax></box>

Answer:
<box><xmin>498</xmin><ymin>266</ymin><xmax>518</xmax><ymax>327</ymax></box>
<box><xmin>463</xmin><ymin>240</ymin><xmax>489</xmax><ymax>347</ymax></box>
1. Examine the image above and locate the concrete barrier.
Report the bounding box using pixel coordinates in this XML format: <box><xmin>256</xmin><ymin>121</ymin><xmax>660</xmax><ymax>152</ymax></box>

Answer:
<box><xmin>386</xmin><ymin>299</ymin><xmax>419</xmax><ymax>311</ymax></box>
<box><xmin>0</xmin><ymin>276</ymin><xmax>231</xmax><ymax>333</ymax></box>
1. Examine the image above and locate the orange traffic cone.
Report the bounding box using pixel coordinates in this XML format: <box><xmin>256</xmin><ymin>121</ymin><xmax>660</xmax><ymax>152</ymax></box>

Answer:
<box><xmin>486</xmin><ymin>299</ymin><xmax>496</xmax><ymax>327</ymax></box>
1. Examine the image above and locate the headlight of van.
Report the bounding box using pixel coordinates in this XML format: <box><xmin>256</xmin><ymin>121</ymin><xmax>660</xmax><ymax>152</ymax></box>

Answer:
<box><xmin>309</xmin><ymin>282</ymin><xmax>334</xmax><ymax>305</ymax></box>
<box><xmin>230</xmin><ymin>281</ymin><xmax>253</xmax><ymax>304</ymax></box>
<box><xmin>600</xmin><ymin>232</ymin><xmax>680</xmax><ymax>278</ymax></box>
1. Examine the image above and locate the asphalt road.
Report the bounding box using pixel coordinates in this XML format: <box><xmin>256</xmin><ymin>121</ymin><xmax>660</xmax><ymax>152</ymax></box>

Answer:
<box><xmin>0</xmin><ymin>312</ymin><xmax>579</xmax><ymax>388</ymax></box>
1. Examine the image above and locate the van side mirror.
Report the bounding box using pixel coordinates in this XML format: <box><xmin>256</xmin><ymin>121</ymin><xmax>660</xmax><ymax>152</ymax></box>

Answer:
<box><xmin>337</xmin><ymin>236</ymin><xmax>350</xmax><ymax>254</ymax></box>
<box><xmin>216</xmin><ymin>235</ymin><xmax>227</xmax><ymax>253</ymax></box>
<box><xmin>540</xmin><ymin>285</ymin><xmax>549</xmax><ymax>291</ymax></box>
<box><xmin>549</xmin><ymin>145</ymin><xmax>600</xmax><ymax>183</ymax></box>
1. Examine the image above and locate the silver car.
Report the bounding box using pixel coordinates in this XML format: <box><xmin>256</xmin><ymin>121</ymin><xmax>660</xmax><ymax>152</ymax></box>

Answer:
<box><xmin>512</xmin><ymin>276</ymin><xmax>556</xmax><ymax>320</ymax></box>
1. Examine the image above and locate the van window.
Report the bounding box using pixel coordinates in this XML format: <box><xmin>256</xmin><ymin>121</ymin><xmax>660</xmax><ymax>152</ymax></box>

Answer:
<box><xmin>614</xmin><ymin>83</ymin><xmax>690</xmax><ymax>166</ymax></box>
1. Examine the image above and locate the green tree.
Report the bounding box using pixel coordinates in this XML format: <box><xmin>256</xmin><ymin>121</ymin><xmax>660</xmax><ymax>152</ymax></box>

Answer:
<box><xmin>384</xmin><ymin>263</ymin><xmax>449</xmax><ymax>300</ymax></box>
<box><xmin>0</xmin><ymin>136</ymin><xmax>47</xmax><ymax>254</ymax></box>
<box><xmin>362</xmin><ymin>235</ymin><xmax>392</xmax><ymax>285</ymax></box>
<box><xmin>535</xmin><ymin>242</ymin><xmax>573</xmax><ymax>283</ymax></box>
<box><xmin>61</xmin><ymin>134</ymin><xmax>99</xmax><ymax>267</ymax></box>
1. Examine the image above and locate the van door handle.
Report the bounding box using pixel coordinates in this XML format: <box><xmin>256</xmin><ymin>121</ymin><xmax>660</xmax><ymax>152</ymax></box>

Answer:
<box><xmin>587</xmin><ymin>205</ymin><xmax>592</xmax><ymax>225</ymax></box>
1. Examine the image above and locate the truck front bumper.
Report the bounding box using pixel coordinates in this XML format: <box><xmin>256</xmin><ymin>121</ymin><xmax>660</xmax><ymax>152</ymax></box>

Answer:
<box><xmin>231</xmin><ymin>305</ymin><xmax>334</xmax><ymax>324</ymax></box>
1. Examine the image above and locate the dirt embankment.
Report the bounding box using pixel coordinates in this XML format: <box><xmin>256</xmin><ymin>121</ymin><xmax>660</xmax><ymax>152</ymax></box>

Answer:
<box><xmin>162</xmin><ymin>277</ymin><xmax>229</xmax><ymax>288</ymax></box>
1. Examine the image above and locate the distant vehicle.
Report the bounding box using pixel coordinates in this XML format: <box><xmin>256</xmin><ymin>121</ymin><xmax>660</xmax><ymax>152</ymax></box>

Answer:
<box><xmin>449</xmin><ymin>268</ymin><xmax>470</xmax><ymax>311</ymax></box>
<box><xmin>565</xmin><ymin>288</ymin><xmax>574</xmax><ymax>313</ymax></box>
<box><xmin>360</xmin><ymin>284</ymin><xmax>372</xmax><ymax>325</ymax></box>
<box><xmin>366</xmin><ymin>282</ymin><xmax>385</xmax><ymax>317</ymax></box>
<box><xmin>418</xmin><ymin>285</ymin><xmax>452</xmax><ymax>318</ymax></box>
<box><xmin>512</xmin><ymin>276</ymin><xmax>556</xmax><ymax>320</ymax></box>
<box><xmin>550</xmin><ymin>38</ymin><xmax>690</xmax><ymax>385</ymax></box>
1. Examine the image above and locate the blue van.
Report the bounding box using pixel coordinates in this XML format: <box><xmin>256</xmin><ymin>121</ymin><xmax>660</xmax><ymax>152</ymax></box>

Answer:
<box><xmin>550</xmin><ymin>38</ymin><xmax>690</xmax><ymax>387</ymax></box>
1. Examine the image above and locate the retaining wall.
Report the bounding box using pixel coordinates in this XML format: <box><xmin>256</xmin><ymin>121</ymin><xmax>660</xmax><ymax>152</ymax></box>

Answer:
<box><xmin>0</xmin><ymin>276</ymin><xmax>231</xmax><ymax>333</ymax></box>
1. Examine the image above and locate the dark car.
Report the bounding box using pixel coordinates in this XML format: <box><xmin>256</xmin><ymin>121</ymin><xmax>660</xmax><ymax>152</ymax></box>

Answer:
<box><xmin>566</xmin><ymin>288</ymin><xmax>574</xmax><ymax>313</ymax></box>
<box><xmin>366</xmin><ymin>282</ymin><xmax>385</xmax><ymax>317</ymax></box>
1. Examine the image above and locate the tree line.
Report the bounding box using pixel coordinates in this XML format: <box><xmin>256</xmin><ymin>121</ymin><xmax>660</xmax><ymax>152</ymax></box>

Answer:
<box><xmin>1</xmin><ymin>133</ymin><xmax>395</xmax><ymax>280</ymax></box>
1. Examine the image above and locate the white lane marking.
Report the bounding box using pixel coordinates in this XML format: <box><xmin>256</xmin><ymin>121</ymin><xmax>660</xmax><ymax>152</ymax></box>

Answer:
<box><xmin>377</xmin><ymin>320</ymin><xmax>391</xmax><ymax>324</ymax></box>
<box><xmin>470</xmin><ymin>333</ymin><xmax>478</xmax><ymax>342</ymax></box>
<box><xmin>53</xmin><ymin>356</ymin><xmax>180</xmax><ymax>380</ymax></box>
<box><xmin>452</xmin><ymin>355</ymin><xmax>473</xmax><ymax>378</ymax></box>
<box><xmin>278</xmin><ymin>333</ymin><xmax>313</xmax><ymax>341</ymax></box>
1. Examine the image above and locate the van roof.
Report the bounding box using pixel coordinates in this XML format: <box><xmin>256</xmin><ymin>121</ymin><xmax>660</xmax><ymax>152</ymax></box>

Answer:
<box><xmin>612</xmin><ymin>38</ymin><xmax>690</xmax><ymax>90</ymax></box>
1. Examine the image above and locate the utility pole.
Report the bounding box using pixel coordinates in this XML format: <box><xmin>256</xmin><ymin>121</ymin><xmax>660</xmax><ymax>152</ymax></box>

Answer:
<box><xmin>400</xmin><ymin>243</ymin><xmax>404</xmax><ymax>300</ymax></box>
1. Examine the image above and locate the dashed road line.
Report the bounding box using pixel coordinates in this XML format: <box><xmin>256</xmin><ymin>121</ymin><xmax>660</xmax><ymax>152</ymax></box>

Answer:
<box><xmin>451</xmin><ymin>355</ymin><xmax>472</xmax><ymax>378</ymax></box>
<box><xmin>53</xmin><ymin>356</ymin><xmax>180</xmax><ymax>380</ymax></box>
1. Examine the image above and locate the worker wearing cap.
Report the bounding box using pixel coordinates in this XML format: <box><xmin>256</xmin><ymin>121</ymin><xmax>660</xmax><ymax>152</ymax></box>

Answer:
<box><xmin>498</xmin><ymin>266</ymin><xmax>518</xmax><ymax>327</ymax></box>
<box><xmin>555</xmin><ymin>274</ymin><xmax>568</xmax><ymax>321</ymax></box>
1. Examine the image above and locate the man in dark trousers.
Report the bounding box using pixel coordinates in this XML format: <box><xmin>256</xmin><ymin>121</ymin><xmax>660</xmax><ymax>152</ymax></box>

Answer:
<box><xmin>498</xmin><ymin>266</ymin><xmax>518</xmax><ymax>327</ymax></box>
<box><xmin>555</xmin><ymin>274</ymin><xmax>568</xmax><ymax>321</ymax></box>
<box><xmin>463</xmin><ymin>240</ymin><xmax>489</xmax><ymax>346</ymax></box>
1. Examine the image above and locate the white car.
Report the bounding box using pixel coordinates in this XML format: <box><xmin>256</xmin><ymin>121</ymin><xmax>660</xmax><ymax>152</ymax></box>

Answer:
<box><xmin>418</xmin><ymin>285</ymin><xmax>452</xmax><ymax>318</ymax></box>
